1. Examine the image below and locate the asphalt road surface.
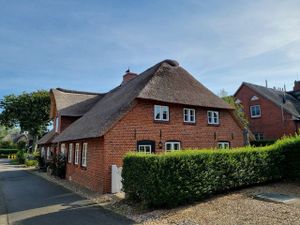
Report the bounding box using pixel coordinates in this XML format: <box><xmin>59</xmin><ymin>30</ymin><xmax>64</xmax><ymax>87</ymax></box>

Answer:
<box><xmin>0</xmin><ymin>159</ymin><xmax>134</xmax><ymax>225</ymax></box>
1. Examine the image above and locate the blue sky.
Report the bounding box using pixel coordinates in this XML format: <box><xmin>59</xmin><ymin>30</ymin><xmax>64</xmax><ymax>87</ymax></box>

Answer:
<box><xmin>1</xmin><ymin>0</ymin><xmax>300</xmax><ymax>99</ymax></box>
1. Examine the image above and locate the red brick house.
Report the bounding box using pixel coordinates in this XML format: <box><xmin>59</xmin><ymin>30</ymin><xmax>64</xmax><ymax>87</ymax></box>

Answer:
<box><xmin>38</xmin><ymin>59</ymin><xmax>245</xmax><ymax>193</ymax></box>
<box><xmin>234</xmin><ymin>82</ymin><xmax>300</xmax><ymax>141</ymax></box>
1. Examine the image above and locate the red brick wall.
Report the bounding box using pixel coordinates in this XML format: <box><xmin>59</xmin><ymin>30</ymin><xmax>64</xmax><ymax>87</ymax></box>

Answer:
<box><xmin>102</xmin><ymin>99</ymin><xmax>244</xmax><ymax>192</ymax></box>
<box><xmin>61</xmin><ymin>137</ymin><xmax>104</xmax><ymax>192</ymax></box>
<box><xmin>235</xmin><ymin>85</ymin><xmax>298</xmax><ymax>140</ymax></box>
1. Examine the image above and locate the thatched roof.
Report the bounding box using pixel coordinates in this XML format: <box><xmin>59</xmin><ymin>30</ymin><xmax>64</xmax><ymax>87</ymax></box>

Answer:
<box><xmin>50</xmin><ymin>88</ymin><xmax>104</xmax><ymax>118</ymax></box>
<box><xmin>37</xmin><ymin>129</ymin><xmax>56</xmax><ymax>145</ymax></box>
<box><xmin>54</xmin><ymin>59</ymin><xmax>233</xmax><ymax>142</ymax></box>
<box><xmin>239</xmin><ymin>82</ymin><xmax>300</xmax><ymax>119</ymax></box>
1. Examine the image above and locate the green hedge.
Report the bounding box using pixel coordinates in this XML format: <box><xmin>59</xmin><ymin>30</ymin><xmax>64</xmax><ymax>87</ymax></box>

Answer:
<box><xmin>0</xmin><ymin>149</ymin><xmax>18</xmax><ymax>155</ymax></box>
<box><xmin>122</xmin><ymin>135</ymin><xmax>300</xmax><ymax>208</ymax></box>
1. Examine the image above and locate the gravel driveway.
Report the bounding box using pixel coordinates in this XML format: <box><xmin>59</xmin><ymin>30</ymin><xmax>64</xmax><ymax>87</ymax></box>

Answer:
<box><xmin>137</xmin><ymin>182</ymin><xmax>300</xmax><ymax>225</ymax></box>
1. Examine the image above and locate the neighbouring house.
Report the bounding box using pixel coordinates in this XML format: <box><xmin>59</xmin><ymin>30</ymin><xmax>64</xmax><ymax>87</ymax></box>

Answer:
<box><xmin>38</xmin><ymin>59</ymin><xmax>245</xmax><ymax>193</ymax></box>
<box><xmin>234</xmin><ymin>81</ymin><xmax>300</xmax><ymax>141</ymax></box>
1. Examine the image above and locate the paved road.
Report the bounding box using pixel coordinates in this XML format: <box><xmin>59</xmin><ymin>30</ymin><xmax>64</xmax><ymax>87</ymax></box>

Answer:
<box><xmin>0</xmin><ymin>159</ymin><xmax>134</xmax><ymax>225</ymax></box>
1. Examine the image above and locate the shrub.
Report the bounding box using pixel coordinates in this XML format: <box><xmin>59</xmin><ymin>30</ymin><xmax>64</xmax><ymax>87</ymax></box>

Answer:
<box><xmin>48</xmin><ymin>153</ymin><xmax>66</xmax><ymax>178</ymax></box>
<box><xmin>25</xmin><ymin>159</ymin><xmax>38</xmax><ymax>167</ymax></box>
<box><xmin>0</xmin><ymin>149</ymin><xmax>18</xmax><ymax>158</ymax></box>
<box><xmin>16</xmin><ymin>150</ymin><xmax>25</xmax><ymax>164</ymax></box>
<box><xmin>122</xmin><ymin>135</ymin><xmax>300</xmax><ymax>208</ymax></box>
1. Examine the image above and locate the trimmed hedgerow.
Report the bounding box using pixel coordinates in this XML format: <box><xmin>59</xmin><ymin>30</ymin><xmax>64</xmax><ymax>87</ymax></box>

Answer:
<box><xmin>122</xmin><ymin>135</ymin><xmax>300</xmax><ymax>208</ymax></box>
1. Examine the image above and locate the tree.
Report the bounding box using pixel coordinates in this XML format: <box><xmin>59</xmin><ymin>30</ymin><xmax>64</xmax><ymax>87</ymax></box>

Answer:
<box><xmin>222</xmin><ymin>95</ymin><xmax>249</xmax><ymax>128</ymax></box>
<box><xmin>0</xmin><ymin>90</ymin><xmax>51</xmax><ymax>151</ymax></box>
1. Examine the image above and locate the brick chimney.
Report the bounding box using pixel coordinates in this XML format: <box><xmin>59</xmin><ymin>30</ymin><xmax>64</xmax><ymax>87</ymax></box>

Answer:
<box><xmin>293</xmin><ymin>81</ymin><xmax>300</xmax><ymax>91</ymax></box>
<box><xmin>122</xmin><ymin>69</ymin><xmax>137</xmax><ymax>84</ymax></box>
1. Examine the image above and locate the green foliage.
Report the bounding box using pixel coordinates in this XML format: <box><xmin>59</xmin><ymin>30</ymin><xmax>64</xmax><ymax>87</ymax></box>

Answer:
<box><xmin>0</xmin><ymin>90</ymin><xmax>51</xmax><ymax>150</ymax></box>
<box><xmin>250</xmin><ymin>140</ymin><xmax>276</xmax><ymax>147</ymax></box>
<box><xmin>222</xmin><ymin>95</ymin><xmax>249</xmax><ymax>127</ymax></box>
<box><xmin>25</xmin><ymin>159</ymin><xmax>38</xmax><ymax>167</ymax></box>
<box><xmin>122</xmin><ymin>135</ymin><xmax>300</xmax><ymax>208</ymax></box>
<box><xmin>16</xmin><ymin>150</ymin><xmax>25</xmax><ymax>164</ymax></box>
<box><xmin>48</xmin><ymin>153</ymin><xmax>67</xmax><ymax>178</ymax></box>
<box><xmin>0</xmin><ymin>149</ymin><xmax>18</xmax><ymax>158</ymax></box>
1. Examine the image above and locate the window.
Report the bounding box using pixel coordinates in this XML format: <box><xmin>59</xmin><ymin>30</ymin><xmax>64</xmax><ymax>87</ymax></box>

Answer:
<box><xmin>254</xmin><ymin>133</ymin><xmax>264</xmax><ymax>141</ymax></box>
<box><xmin>250</xmin><ymin>105</ymin><xmax>261</xmax><ymax>118</ymax></box>
<box><xmin>138</xmin><ymin>145</ymin><xmax>152</xmax><ymax>154</ymax></box>
<box><xmin>235</xmin><ymin>99</ymin><xmax>241</xmax><ymax>104</ymax></box>
<box><xmin>154</xmin><ymin>105</ymin><xmax>169</xmax><ymax>121</ymax></box>
<box><xmin>137</xmin><ymin>140</ymin><xmax>155</xmax><ymax>153</ymax></box>
<box><xmin>81</xmin><ymin>143</ymin><xmax>88</xmax><ymax>167</ymax></box>
<box><xmin>75</xmin><ymin>143</ymin><xmax>80</xmax><ymax>165</ymax></box>
<box><xmin>41</xmin><ymin>147</ymin><xmax>45</xmax><ymax>158</ymax></box>
<box><xmin>165</xmin><ymin>141</ymin><xmax>181</xmax><ymax>151</ymax></box>
<box><xmin>47</xmin><ymin>147</ymin><xmax>51</xmax><ymax>160</ymax></box>
<box><xmin>218</xmin><ymin>142</ymin><xmax>230</xmax><ymax>149</ymax></box>
<box><xmin>250</xmin><ymin>95</ymin><xmax>259</xmax><ymax>101</ymax></box>
<box><xmin>207</xmin><ymin>111</ymin><xmax>219</xmax><ymax>125</ymax></box>
<box><xmin>60</xmin><ymin>143</ymin><xmax>66</xmax><ymax>156</ymax></box>
<box><xmin>183</xmin><ymin>108</ymin><xmax>196</xmax><ymax>123</ymax></box>
<box><xmin>55</xmin><ymin>116</ymin><xmax>59</xmax><ymax>132</ymax></box>
<box><xmin>68</xmin><ymin>143</ymin><xmax>73</xmax><ymax>163</ymax></box>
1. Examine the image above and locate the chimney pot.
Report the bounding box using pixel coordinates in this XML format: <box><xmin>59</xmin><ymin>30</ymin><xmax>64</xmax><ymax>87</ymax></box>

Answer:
<box><xmin>293</xmin><ymin>80</ymin><xmax>300</xmax><ymax>91</ymax></box>
<box><xmin>122</xmin><ymin>70</ymin><xmax>138</xmax><ymax>84</ymax></box>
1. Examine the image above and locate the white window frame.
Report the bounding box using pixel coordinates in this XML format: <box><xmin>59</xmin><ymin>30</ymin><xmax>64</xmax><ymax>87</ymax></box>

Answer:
<box><xmin>55</xmin><ymin>116</ymin><xmax>59</xmax><ymax>132</ymax></box>
<box><xmin>60</xmin><ymin>143</ymin><xmax>66</xmax><ymax>156</ymax></box>
<box><xmin>254</xmin><ymin>133</ymin><xmax>264</xmax><ymax>141</ymax></box>
<box><xmin>82</xmin><ymin>143</ymin><xmax>88</xmax><ymax>167</ymax></box>
<box><xmin>207</xmin><ymin>111</ymin><xmax>219</xmax><ymax>125</ymax></box>
<box><xmin>183</xmin><ymin>108</ymin><xmax>196</xmax><ymax>123</ymax></box>
<box><xmin>68</xmin><ymin>143</ymin><xmax>73</xmax><ymax>163</ymax></box>
<box><xmin>46</xmin><ymin>146</ymin><xmax>51</xmax><ymax>160</ymax></box>
<box><xmin>218</xmin><ymin>142</ymin><xmax>230</xmax><ymax>149</ymax></box>
<box><xmin>165</xmin><ymin>141</ymin><xmax>181</xmax><ymax>151</ymax></box>
<box><xmin>75</xmin><ymin>143</ymin><xmax>80</xmax><ymax>165</ymax></box>
<box><xmin>250</xmin><ymin>95</ymin><xmax>259</xmax><ymax>101</ymax></box>
<box><xmin>154</xmin><ymin>105</ymin><xmax>169</xmax><ymax>121</ymax></box>
<box><xmin>250</xmin><ymin>105</ymin><xmax>261</xmax><ymax>118</ymax></box>
<box><xmin>138</xmin><ymin>145</ymin><xmax>152</xmax><ymax>154</ymax></box>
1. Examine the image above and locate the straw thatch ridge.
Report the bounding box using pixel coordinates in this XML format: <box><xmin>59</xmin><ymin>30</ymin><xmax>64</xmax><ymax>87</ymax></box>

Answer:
<box><xmin>54</xmin><ymin>59</ymin><xmax>233</xmax><ymax>142</ymax></box>
<box><xmin>50</xmin><ymin>88</ymin><xmax>105</xmax><ymax>117</ymax></box>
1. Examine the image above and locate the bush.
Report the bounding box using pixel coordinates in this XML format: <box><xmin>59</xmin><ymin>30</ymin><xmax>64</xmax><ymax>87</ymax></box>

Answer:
<box><xmin>0</xmin><ymin>149</ymin><xmax>18</xmax><ymax>158</ymax></box>
<box><xmin>250</xmin><ymin>140</ymin><xmax>276</xmax><ymax>146</ymax></box>
<box><xmin>122</xmin><ymin>135</ymin><xmax>300</xmax><ymax>208</ymax></box>
<box><xmin>16</xmin><ymin>150</ymin><xmax>25</xmax><ymax>164</ymax></box>
<box><xmin>48</xmin><ymin>153</ymin><xmax>66</xmax><ymax>178</ymax></box>
<box><xmin>25</xmin><ymin>159</ymin><xmax>38</xmax><ymax>167</ymax></box>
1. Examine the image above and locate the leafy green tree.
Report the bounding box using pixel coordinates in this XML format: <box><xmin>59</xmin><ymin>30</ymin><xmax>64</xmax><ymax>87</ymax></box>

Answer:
<box><xmin>222</xmin><ymin>95</ymin><xmax>249</xmax><ymax>128</ymax></box>
<box><xmin>0</xmin><ymin>90</ymin><xmax>50</xmax><ymax>151</ymax></box>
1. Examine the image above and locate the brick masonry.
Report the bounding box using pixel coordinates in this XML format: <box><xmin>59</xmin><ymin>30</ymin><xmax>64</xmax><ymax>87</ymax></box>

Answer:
<box><xmin>235</xmin><ymin>85</ymin><xmax>299</xmax><ymax>140</ymax></box>
<box><xmin>58</xmin><ymin>99</ymin><xmax>244</xmax><ymax>193</ymax></box>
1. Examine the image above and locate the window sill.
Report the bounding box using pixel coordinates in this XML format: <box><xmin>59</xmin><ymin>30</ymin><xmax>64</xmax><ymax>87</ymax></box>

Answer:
<box><xmin>251</xmin><ymin>116</ymin><xmax>261</xmax><ymax>119</ymax></box>
<box><xmin>207</xmin><ymin>123</ymin><xmax>220</xmax><ymax>127</ymax></box>
<box><xmin>153</xmin><ymin>120</ymin><xmax>170</xmax><ymax>124</ymax></box>
<box><xmin>183</xmin><ymin>122</ymin><xmax>196</xmax><ymax>125</ymax></box>
<box><xmin>80</xmin><ymin>166</ymin><xmax>87</xmax><ymax>170</ymax></box>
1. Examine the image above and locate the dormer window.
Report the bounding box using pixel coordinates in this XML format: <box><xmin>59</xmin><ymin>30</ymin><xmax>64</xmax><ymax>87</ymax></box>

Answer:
<box><xmin>154</xmin><ymin>105</ymin><xmax>169</xmax><ymax>121</ymax></box>
<box><xmin>250</xmin><ymin>95</ymin><xmax>259</xmax><ymax>101</ymax></box>
<box><xmin>250</xmin><ymin>105</ymin><xmax>261</xmax><ymax>118</ymax></box>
